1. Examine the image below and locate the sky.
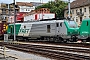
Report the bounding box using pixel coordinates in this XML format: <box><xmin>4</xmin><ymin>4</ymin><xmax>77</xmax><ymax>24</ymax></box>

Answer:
<box><xmin>0</xmin><ymin>0</ymin><xmax>75</xmax><ymax>4</ymax></box>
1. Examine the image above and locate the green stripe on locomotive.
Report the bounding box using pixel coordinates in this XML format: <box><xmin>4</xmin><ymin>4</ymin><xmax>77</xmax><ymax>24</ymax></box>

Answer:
<box><xmin>64</xmin><ymin>20</ymin><xmax>79</xmax><ymax>36</ymax></box>
<box><xmin>7</xmin><ymin>24</ymin><xmax>21</xmax><ymax>35</ymax></box>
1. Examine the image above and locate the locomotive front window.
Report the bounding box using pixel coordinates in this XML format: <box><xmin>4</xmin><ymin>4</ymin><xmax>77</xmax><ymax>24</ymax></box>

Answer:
<box><xmin>60</xmin><ymin>23</ymin><xmax>62</xmax><ymax>27</ymax></box>
<box><xmin>68</xmin><ymin>21</ymin><xmax>77</xmax><ymax>28</ymax></box>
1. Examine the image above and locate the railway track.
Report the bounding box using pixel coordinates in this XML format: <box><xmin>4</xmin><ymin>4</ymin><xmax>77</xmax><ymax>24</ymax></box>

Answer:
<box><xmin>20</xmin><ymin>41</ymin><xmax>90</xmax><ymax>48</ymax></box>
<box><xmin>0</xmin><ymin>42</ymin><xmax>90</xmax><ymax>60</ymax></box>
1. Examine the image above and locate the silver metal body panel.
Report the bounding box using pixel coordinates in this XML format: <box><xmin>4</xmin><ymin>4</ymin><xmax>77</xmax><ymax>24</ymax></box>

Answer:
<box><xmin>30</xmin><ymin>22</ymin><xmax>56</xmax><ymax>37</ymax></box>
<box><xmin>18</xmin><ymin>20</ymin><xmax>68</xmax><ymax>38</ymax></box>
<box><xmin>59</xmin><ymin>22</ymin><xmax>67</xmax><ymax>35</ymax></box>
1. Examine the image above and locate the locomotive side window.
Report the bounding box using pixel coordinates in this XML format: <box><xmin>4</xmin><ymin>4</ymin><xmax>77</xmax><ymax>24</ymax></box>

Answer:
<box><xmin>47</xmin><ymin>25</ymin><xmax>50</xmax><ymax>33</ymax></box>
<box><xmin>60</xmin><ymin>23</ymin><xmax>62</xmax><ymax>27</ymax></box>
<box><xmin>10</xmin><ymin>26</ymin><xmax>14</xmax><ymax>33</ymax></box>
<box><xmin>87</xmin><ymin>21</ymin><xmax>88</xmax><ymax>26</ymax></box>
<box><xmin>56</xmin><ymin>23</ymin><xmax>59</xmax><ymax>27</ymax></box>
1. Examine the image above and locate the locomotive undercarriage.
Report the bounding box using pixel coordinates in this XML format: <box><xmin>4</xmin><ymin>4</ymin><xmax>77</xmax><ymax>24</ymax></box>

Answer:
<box><xmin>8</xmin><ymin>35</ymin><xmax>78</xmax><ymax>43</ymax></box>
<box><xmin>77</xmin><ymin>35</ymin><xmax>90</xmax><ymax>42</ymax></box>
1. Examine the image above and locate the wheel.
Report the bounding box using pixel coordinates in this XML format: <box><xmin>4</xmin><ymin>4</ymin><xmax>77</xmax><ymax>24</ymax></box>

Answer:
<box><xmin>64</xmin><ymin>39</ymin><xmax>69</xmax><ymax>43</ymax></box>
<box><xmin>71</xmin><ymin>35</ymin><xmax>77</xmax><ymax>42</ymax></box>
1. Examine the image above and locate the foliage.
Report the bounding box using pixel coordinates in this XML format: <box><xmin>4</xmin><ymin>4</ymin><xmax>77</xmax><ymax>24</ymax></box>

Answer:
<box><xmin>36</xmin><ymin>0</ymin><xmax>68</xmax><ymax>18</ymax></box>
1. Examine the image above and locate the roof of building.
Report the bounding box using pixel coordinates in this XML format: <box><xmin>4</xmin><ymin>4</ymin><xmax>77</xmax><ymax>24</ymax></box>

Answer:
<box><xmin>16</xmin><ymin>2</ymin><xmax>33</xmax><ymax>7</ymax></box>
<box><xmin>30</xmin><ymin>2</ymin><xmax>43</xmax><ymax>7</ymax></box>
<box><xmin>16</xmin><ymin>2</ymin><xmax>44</xmax><ymax>7</ymax></box>
<box><xmin>65</xmin><ymin>0</ymin><xmax>90</xmax><ymax>10</ymax></box>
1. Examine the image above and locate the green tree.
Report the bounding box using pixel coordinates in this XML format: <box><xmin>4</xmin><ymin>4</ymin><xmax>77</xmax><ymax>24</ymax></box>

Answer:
<box><xmin>36</xmin><ymin>0</ymin><xmax>67</xmax><ymax>18</ymax></box>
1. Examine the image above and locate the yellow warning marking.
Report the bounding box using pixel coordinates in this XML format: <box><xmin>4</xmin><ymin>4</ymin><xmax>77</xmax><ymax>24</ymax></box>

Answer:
<box><xmin>6</xmin><ymin>25</ymin><xmax>8</xmax><ymax>30</ymax></box>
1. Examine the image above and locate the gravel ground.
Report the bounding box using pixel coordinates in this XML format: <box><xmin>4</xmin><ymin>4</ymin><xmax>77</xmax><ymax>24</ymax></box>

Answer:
<box><xmin>0</xmin><ymin>53</ymin><xmax>16</xmax><ymax>60</ymax></box>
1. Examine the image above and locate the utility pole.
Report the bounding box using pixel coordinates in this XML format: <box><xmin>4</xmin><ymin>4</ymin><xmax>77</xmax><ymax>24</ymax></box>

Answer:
<box><xmin>68</xmin><ymin>0</ymin><xmax>70</xmax><ymax>19</ymax></box>
<box><xmin>13</xmin><ymin>0</ymin><xmax>16</xmax><ymax>41</ymax></box>
<box><xmin>8</xmin><ymin>4</ymin><xmax>10</xmax><ymax>23</ymax></box>
<box><xmin>42</xmin><ymin>0</ymin><xmax>43</xmax><ymax>20</ymax></box>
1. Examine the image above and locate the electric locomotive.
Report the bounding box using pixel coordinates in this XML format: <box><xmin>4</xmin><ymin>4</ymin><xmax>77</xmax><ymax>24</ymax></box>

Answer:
<box><xmin>7</xmin><ymin>19</ymin><xmax>79</xmax><ymax>42</ymax></box>
<box><xmin>78</xmin><ymin>18</ymin><xmax>90</xmax><ymax>42</ymax></box>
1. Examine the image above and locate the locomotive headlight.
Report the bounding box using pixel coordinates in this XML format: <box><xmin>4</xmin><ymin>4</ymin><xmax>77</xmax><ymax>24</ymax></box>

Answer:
<box><xmin>3</xmin><ymin>27</ymin><xmax>6</xmax><ymax>29</ymax></box>
<box><xmin>3</xmin><ymin>24</ymin><xmax>8</xmax><ymax>31</ymax></box>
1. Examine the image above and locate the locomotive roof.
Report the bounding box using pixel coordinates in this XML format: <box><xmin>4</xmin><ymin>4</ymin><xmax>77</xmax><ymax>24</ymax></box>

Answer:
<box><xmin>9</xmin><ymin>19</ymin><xmax>66</xmax><ymax>25</ymax></box>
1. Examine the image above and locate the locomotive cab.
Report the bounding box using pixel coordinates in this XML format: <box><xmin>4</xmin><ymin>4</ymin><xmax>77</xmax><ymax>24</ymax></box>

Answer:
<box><xmin>64</xmin><ymin>20</ymin><xmax>79</xmax><ymax>42</ymax></box>
<box><xmin>65</xmin><ymin>20</ymin><xmax>79</xmax><ymax>35</ymax></box>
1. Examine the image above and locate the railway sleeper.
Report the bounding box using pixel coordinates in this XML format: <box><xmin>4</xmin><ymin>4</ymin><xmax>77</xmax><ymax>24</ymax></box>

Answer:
<box><xmin>26</xmin><ymin>46</ymin><xmax>89</xmax><ymax>56</ymax></box>
<box><xmin>30</xmin><ymin>47</ymin><xmax>88</xmax><ymax>59</ymax></box>
<box><xmin>62</xmin><ymin>53</ymin><xmax>90</xmax><ymax>59</ymax></box>
<box><xmin>43</xmin><ymin>49</ymin><xmax>90</xmax><ymax>59</ymax></box>
<box><xmin>40</xmin><ymin>52</ymin><xmax>84</xmax><ymax>60</ymax></box>
<box><xmin>5</xmin><ymin>44</ymin><xmax>90</xmax><ymax>60</ymax></box>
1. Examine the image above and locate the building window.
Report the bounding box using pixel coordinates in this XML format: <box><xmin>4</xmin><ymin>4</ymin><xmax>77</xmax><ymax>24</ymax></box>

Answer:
<box><xmin>89</xmin><ymin>7</ymin><xmax>90</xmax><ymax>9</ymax></box>
<box><xmin>84</xmin><ymin>8</ymin><xmax>86</xmax><ymax>12</ymax></box>
<box><xmin>89</xmin><ymin>16</ymin><xmax>90</xmax><ymax>18</ymax></box>
<box><xmin>84</xmin><ymin>16</ymin><xmax>86</xmax><ymax>18</ymax></box>
<box><xmin>89</xmin><ymin>7</ymin><xmax>90</xmax><ymax>14</ymax></box>
<box><xmin>76</xmin><ymin>10</ymin><xmax>77</xmax><ymax>14</ymax></box>
<box><xmin>72</xmin><ymin>10</ymin><xmax>74</xmax><ymax>14</ymax></box>
<box><xmin>76</xmin><ymin>19</ymin><xmax>78</xmax><ymax>22</ymax></box>
<box><xmin>80</xmin><ymin>9</ymin><xmax>82</xmax><ymax>13</ymax></box>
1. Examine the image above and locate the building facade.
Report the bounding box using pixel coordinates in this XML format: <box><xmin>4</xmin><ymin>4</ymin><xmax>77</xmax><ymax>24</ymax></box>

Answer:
<box><xmin>16</xmin><ymin>2</ymin><xmax>43</xmax><ymax>12</ymax></box>
<box><xmin>64</xmin><ymin>0</ymin><xmax>90</xmax><ymax>26</ymax></box>
<box><xmin>0</xmin><ymin>3</ymin><xmax>19</xmax><ymax>21</ymax></box>
<box><xmin>16</xmin><ymin>2</ymin><xmax>35</xmax><ymax>12</ymax></box>
<box><xmin>0</xmin><ymin>2</ymin><xmax>43</xmax><ymax>22</ymax></box>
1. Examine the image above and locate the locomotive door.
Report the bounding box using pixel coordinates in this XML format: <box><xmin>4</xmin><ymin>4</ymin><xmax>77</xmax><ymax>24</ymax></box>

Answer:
<box><xmin>10</xmin><ymin>26</ymin><xmax>14</xmax><ymax>34</ymax></box>
<box><xmin>56</xmin><ymin>23</ymin><xmax>59</xmax><ymax>35</ymax></box>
